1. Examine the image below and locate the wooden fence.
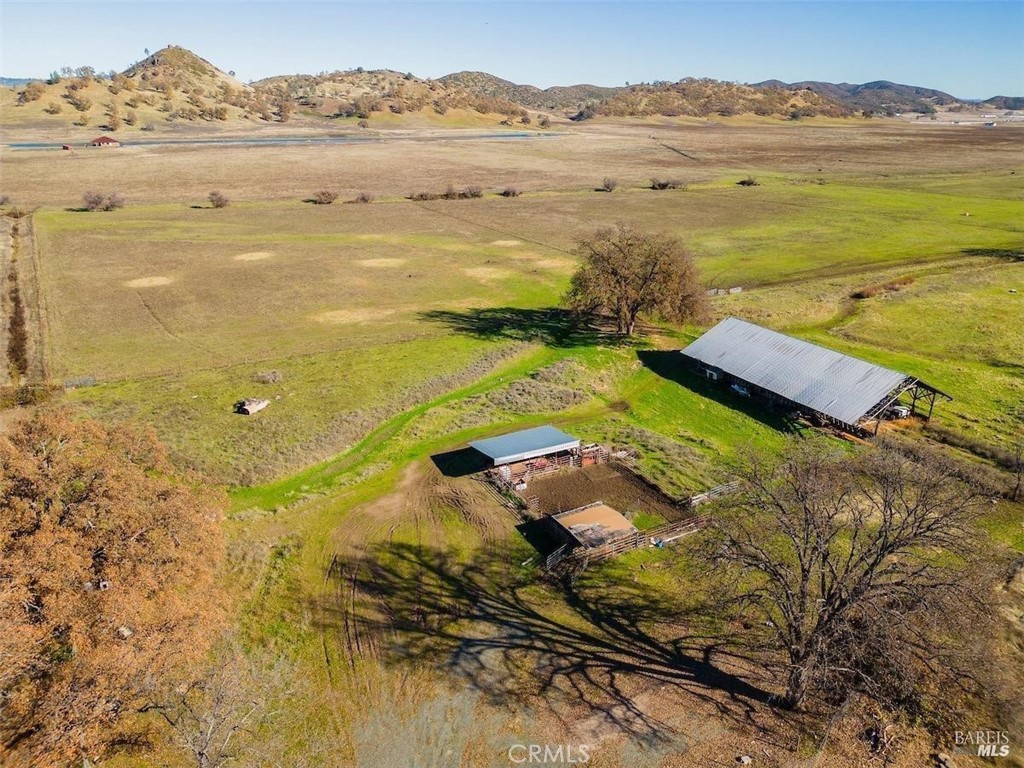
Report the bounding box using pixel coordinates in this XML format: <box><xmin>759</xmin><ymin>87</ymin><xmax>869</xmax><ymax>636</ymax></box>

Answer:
<box><xmin>548</xmin><ymin>515</ymin><xmax>712</xmax><ymax>570</ymax></box>
<box><xmin>687</xmin><ymin>481</ymin><xmax>742</xmax><ymax>507</ymax></box>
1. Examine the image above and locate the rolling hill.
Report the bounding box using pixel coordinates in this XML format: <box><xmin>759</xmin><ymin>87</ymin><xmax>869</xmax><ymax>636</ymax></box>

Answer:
<box><xmin>754</xmin><ymin>79</ymin><xmax>963</xmax><ymax>114</ymax></box>
<box><xmin>4</xmin><ymin>44</ymin><xmax>1019</xmax><ymax>136</ymax></box>
<box><xmin>1</xmin><ymin>46</ymin><xmax>266</xmax><ymax>132</ymax></box>
<box><xmin>252</xmin><ymin>69</ymin><xmax>531</xmax><ymax>122</ymax></box>
<box><xmin>571</xmin><ymin>78</ymin><xmax>853</xmax><ymax>120</ymax></box>
<box><xmin>437</xmin><ymin>71</ymin><xmax>622</xmax><ymax>110</ymax></box>
<box><xmin>985</xmin><ymin>95</ymin><xmax>1024</xmax><ymax>110</ymax></box>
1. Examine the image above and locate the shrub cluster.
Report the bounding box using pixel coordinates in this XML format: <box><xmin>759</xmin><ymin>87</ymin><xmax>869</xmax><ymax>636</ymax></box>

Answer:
<box><xmin>650</xmin><ymin>178</ymin><xmax>685</xmax><ymax>190</ymax></box>
<box><xmin>407</xmin><ymin>185</ymin><xmax>484</xmax><ymax>201</ymax></box>
<box><xmin>311</xmin><ymin>190</ymin><xmax>338</xmax><ymax>205</ymax></box>
<box><xmin>850</xmin><ymin>276</ymin><xmax>915</xmax><ymax>300</ymax></box>
<box><xmin>208</xmin><ymin>191</ymin><xmax>229</xmax><ymax>208</ymax></box>
<box><xmin>82</xmin><ymin>191</ymin><xmax>124</xmax><ymax>211</ymax></box>
<box><xmin>253</xmin><ymin>370</ymin><xmax>283</xmax><ymax>384</ymax></box>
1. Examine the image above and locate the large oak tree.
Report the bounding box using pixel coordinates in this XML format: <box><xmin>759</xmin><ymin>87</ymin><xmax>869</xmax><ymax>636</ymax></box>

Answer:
<box><xmin>564</xmin><ymin>223</ymin><xmax>707</xmax><ymax>336</ymax></box>
<box><xmin>0</xmin><ymin>412</ymin><xmax>225</xmax><ymax>766</ymax></box>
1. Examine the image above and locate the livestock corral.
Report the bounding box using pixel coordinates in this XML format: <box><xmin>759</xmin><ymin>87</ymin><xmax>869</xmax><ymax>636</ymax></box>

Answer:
<box><xmin>463</xmin><ymin>424</ymin><xmax>729</xmax><ymax>569</ymax></box>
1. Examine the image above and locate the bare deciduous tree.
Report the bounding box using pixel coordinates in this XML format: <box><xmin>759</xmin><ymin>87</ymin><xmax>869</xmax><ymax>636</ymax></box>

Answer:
<box><xmin>710</xmin><ymin>442</ymin><xmax>991</xmax><ymax>713</ymax></box>
<box><xmin>82</xmin><ymin>190</ymin><xmax>124</xmax><ymax>211</ymax></box>
<box><xmin>145</xmin><ymin>641</ymin><xmax>298</xmax><ymax>768</ymax></box>
<box><xmin>208</xmin><ymin>191</ymin><xmax>230</xmax><ymax>209</ymax></box>
<box><xmin>564</xmin><ymin>223</ymin><xmax>707</xmax><ymax>336</ymax></box>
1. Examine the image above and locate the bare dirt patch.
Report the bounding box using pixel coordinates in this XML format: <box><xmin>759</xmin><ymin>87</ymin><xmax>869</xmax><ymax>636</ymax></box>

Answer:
<box><xmin>532</xmin><ymin>257</ymin><xmax>574</xmax><ymax>270</ymax></box>
<box><xmin>233</xmin><ymin>251</ymin><xmax>273</xmax><ymax>261</ymax></box>
<box><xmin>463</xmin><ymin>266</ymin><xmax>512</xmax><ymax>282</ymax></box>
<box><xmin>527</xmin><ymin>461</ymin><xmax>686</xmax><ymax>520</ymax></box>
<box><xmin>313</xmin><ymin>308</ymin><xmax>398</xmax><ymax>324</ymax></box>
<box><xmin>357</xmin><ymin>258</ymin><xmax>407</xmax><ymax>268</ymax></box>
<box><xmin>491</xmin><ymin>239</ymin><xmax>522</xmax><ymax>247</ymax></box>
<box><xmin>124</xmin><ymin>276</ymin><xmax>173</xmax><ymax>288</ymax></box>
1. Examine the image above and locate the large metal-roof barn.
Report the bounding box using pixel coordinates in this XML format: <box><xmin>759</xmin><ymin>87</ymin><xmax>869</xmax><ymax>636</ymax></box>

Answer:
<box><xmin>681</xmin><ymin>317</ymin><xmax>950</xmax><ymax>434</ymax></box>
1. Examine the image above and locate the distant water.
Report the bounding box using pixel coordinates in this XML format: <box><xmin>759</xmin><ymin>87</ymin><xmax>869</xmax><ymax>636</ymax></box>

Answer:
<box><xmin>4</xmin><ymin>132</ymin><xmax>562</xmax><ymax>150</ymax></box>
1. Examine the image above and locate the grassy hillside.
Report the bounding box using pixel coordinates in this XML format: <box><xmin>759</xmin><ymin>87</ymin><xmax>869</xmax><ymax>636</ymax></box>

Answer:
<box><xmin>438</xmin><ymin>70</ymin><xmax>622</xmax><ymax>110</ymax></box>
<box><xmin>2</xmin><ymin>46</ymin><xmax>268</xmax><ymax>132</ymax></box>
<box><xmin>2</xmin><ymin>48</ymin><xmax>545</xmax><ymax>135</ymax></box>
<box><xmin>756</xmin><ymin>78</ymin><xmax>960</xmax><ymax>114</ymax></box>
<box><xmin>254</xmin><ymin>68</ymin><xmax>533</xmax><ymax>123</ymax></box>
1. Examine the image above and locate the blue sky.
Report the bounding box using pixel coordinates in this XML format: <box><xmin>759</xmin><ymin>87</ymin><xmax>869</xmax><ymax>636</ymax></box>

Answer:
<box><xmin>1</xmin><ymin>1</ymin><xmax>1021</xmax><ymax>97</ymax></box>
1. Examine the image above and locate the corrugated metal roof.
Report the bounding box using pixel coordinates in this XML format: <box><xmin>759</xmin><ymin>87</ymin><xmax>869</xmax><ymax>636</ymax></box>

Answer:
<box><xmin>470</xmin><ymin>425</ymin><xmax>581</xmax><ymax>466</ymax></box>
<box><xmin>681</xmin><ymin>317</ymin><xmax>910</xmax><ymax>426</ymax></box>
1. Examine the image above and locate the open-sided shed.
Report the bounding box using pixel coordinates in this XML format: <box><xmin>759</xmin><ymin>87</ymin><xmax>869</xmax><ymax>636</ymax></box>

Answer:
<box><xmin>470</xmin><ymin>425</ymin><xmax>581</xmax><ymax>467</ymax></box>
<box><xmin>681</xmin><ymin>317</ymin><xmax>950</xmax><ymax>434</ymax></box>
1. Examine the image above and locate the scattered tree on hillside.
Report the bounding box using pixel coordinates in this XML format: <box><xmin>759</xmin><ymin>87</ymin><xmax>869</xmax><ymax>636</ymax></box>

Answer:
<box><xmin>564</xmin><ymin>223</ymin><xmax>707</xmax><ymax>336</ymax></box>
<box><xmin>0</xmin><ymin>412</ymin><xmax>225</xmax><ymax>765</ymax></box>
<box><xmin>708</xmin><ymin>442</ymin><xmax>996</xmax><ymax>715</ymax></box>
<box><xmin>277</xmin><ymin>98</ymin><xmax>295</xmax><ymax>122</ymax></box>
<box><xmin>598</xmin><ymin>177</ymin><xmax>618</xmax><ymax>192</ymax></box>
<box><xmin>16</xmin><ymin>81</ymin><xmax>45</xmax><ymax>104</ymax></box>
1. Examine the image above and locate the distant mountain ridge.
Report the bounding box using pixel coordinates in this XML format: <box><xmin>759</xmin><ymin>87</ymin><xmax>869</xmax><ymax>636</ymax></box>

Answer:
<box><xmin>985</xmin><ymin>95</ymin><xmax>1024</xmax><ymax>110</ymax></box>
<box><xmin>754</xmin><ymin>79</ymin><xmax>968</xmax><ymax>114</ymax></box>
<box><xmin>572</xmin><ymin>78</ymin><xmax>852</xmax><ymax>119</ymax></box>
<box><xmin>4</xmin><ymin>44</ymin><xmax>1021</xmax><ymax>133</ymax></box>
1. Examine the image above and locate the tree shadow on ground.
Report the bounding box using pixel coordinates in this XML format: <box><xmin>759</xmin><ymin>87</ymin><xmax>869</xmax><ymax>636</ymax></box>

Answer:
<box><xmin>960</xmin><ymin>247</ymin><xmax>1023</xmax><ymax>261</ymax></box>
<box><xmin>317</xmin><ymin>541</ymin><xmax>793</xmax><ymax>748</ymax></box>
<box><xmin>419</xmin><ymin>308</ymin><xmax>624</xmax><ymax>349</ymax></box>
<box><xmin>637</xmin><ymin>350</ymin><xmax>806</xmax><ymax>435</ymax></box>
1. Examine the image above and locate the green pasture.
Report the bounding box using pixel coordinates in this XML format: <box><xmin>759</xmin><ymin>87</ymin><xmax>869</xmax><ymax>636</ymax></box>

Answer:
<box><xmin>28</xmin><ymin>170</ymin><xmax>1019</xmax><ymax>490</ymax></box>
